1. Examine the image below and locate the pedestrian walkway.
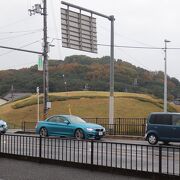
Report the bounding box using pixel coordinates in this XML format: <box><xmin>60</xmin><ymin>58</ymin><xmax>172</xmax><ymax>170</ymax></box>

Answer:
<box><xmin>0</xmin><ymin>158</ymin><xmax>149</xmax><ymax>180</ymax></box>
<box><xmin>6</xmin><ymin>129</ymin><xmax>22</xmax><ymax>133</ymax></box>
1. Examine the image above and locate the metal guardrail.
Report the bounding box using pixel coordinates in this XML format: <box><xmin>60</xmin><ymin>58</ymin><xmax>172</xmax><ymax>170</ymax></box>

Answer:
<box><xmin>0</xmin><ymin>134</ymin><xmax>180</xmax><ymax>177</ymax></box>
<box><xmin>21</xmin><ymin>117</ymin><xmax>146</xmax><ymax>136</ymax></box>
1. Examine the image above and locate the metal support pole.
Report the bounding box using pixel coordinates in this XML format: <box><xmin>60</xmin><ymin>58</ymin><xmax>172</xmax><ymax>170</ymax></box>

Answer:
<box><xmin>91</xmin><ymin>140</ymin><xmax>94</xmax><ymax>165</ymax></box>
<box><xmin>61</xmin><ymin>1</ymin><xmax>115</xmax><ymax>125</ymax></box>
<box><xmin>164</xmin><ymin>39</ymin><xmax>170</xmax><ymax>112</ymax></box>
<box><xmin>39</xmin><ymin>135</ymin><xmax>42</xmax><ymax>161</ymax></box>
<box><xmin>43</xmin><ymin>0</ymin><xmax>49</xmax><ymax>119</ymax></box>
<box><xmin>159</xmin><ymin>145</ymin><xmax>162</xmax><ymax>173</ymax></box>
<box><xmin>109</xmin><ymin>16</ymin><xmax>115</xmax><ymax>125</ymax></box>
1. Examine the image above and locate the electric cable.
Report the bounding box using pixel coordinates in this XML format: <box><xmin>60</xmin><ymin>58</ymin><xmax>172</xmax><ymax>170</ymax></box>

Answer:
<box><xmin>118</xmin><ymin>48</ymin><xmax>151</xmax><ymax>71</ymax></box>
<box><xmin>0</xmin><ymin>39</ymin><xmax>42</xmax><ymax>57</ymax></box>
<box><xmin>0</xmin><ymin>28</ymin><xmax>42</xmax><ymax>34</ymax></box>
<box><xmin>98</xmin><ymin>23</ymin><xmax>159</xmax><ymax>48</ymax></box>
<box><xmin>50</xmin><ymin>37</ymin><xmax>180</xmax><ymax>50</ymax></box>
<box><xmin>0</xmin><ymin>30</ymin><xmax>42</xmax><ymax>42</ymax></box>
<box><xmin>0</xmin><ymin>17</ymin><xmax>31</xmax><ymax>30</ymax></box>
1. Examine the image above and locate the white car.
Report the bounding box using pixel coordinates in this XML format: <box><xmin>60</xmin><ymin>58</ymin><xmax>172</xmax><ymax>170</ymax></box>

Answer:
<box><xmin>0</xmin><ymin>120</ymin><xmax>8</xmax><ymax>134</ymax></box>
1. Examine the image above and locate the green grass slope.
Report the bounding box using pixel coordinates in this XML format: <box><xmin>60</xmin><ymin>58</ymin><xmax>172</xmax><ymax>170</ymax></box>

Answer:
<box><xmin>0</xmin><ymin>91</ymin><xmax>178</xmax><ymax>127</ymax></box>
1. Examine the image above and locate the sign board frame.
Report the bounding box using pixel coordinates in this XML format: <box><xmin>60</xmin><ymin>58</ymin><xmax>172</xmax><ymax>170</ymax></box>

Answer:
<box><xmin>61</xmin><ymin>8</ymin><xmax>97</xmax><ymax>53</ymax></box>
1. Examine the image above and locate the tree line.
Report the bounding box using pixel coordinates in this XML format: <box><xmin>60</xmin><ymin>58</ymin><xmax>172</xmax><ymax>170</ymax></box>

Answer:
<box><xmin>0</xmin><ymin>55</ymin><xmax>179</xmax><ymax>100</ymax></box>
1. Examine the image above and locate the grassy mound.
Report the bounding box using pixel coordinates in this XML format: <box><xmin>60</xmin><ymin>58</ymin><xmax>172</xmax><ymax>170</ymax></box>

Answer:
<box><xmin>0</xmin><ymin>91</ymin><xmax>178</xmax><ymax>127</ymax></box>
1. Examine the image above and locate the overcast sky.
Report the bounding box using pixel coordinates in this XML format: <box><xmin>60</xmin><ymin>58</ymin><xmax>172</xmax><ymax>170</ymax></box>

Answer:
<box><xmin>0</xmin><ymin>0</ymin><xmax>180</xmax><ymax>80</ymax></box>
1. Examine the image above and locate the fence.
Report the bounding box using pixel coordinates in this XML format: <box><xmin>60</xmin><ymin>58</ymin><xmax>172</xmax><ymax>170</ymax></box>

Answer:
<box><xmin>21</xmin><ymin>117</ymin><xmax>146</xmax><ymax>136</ymax></box>
<box><xmin>0</xmin><ymin>134</ymin><xmax>180</xmax><ymax>178</ymax></box>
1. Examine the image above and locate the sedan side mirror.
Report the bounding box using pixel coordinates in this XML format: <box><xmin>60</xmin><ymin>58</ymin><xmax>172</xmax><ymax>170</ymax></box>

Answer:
<box><xmin>64</xmin><ymin>120</ymin><xmax>70</xmax><ymax>125</ymax></box>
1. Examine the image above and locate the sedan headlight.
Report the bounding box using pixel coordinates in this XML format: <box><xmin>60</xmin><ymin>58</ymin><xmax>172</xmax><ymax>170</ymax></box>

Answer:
<box><xmin>86</xmin><ymin>128</ymin><xmax>94</xmax><ymax>132</ymax></box>
<box><xmin>4</xmin><ymin>123</ymin><xmax>7</xmax><ymax>128</ymax></box>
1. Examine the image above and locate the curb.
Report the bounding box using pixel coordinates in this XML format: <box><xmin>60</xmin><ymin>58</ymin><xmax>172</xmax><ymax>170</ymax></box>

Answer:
<box><xmin>105</xmin><ymin>135</ymin><xmax>144</xmax><ymax>140</ymax></box>
<box><xmin>13</xmin><ymin>130</ymin><xmax>144</xmax><ymax>140</ymax></box>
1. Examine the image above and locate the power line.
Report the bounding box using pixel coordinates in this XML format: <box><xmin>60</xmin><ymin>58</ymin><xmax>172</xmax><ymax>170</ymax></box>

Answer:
<box><xmin>118</xmin><ymin>48</ymin><xmax>151</xmax><ymax>71</ymax></box>
<box><xmin>0</xmin><ymin>28</ymin><xmax>42</xmax><ymax>34</ymax></box>
<box><xmin>0</xmin><ymin>17</ymin><xmax>30</xmax><ymax>29</ymax></box>
<box><xmin>0</xmin><ymin>39</ymin><xmax>42</xmax><ymax>57</ymax></box>
<box><xmin>97</xmin><ymin>43</ymin><xmax>163</xmax><ymax>49</ymax></box>
<box><xmin>98</xmin><ymin>43</ymin><xmax>180</xmax><ymax>50</ymax></box>
<box><xmin>98</xmin><ymin>23</ymin><xmax>158</xmax><ymax>48</ymax></box>
<box><xmin>51</xmin><ymin>38</ymin><xmax>180</xmax><ymax>50</ymax></box>
<box><xmin>49</xmin><ymin>0</ymin><xmax>62</xmax><ymax>59</ymax></box>
<box><xmin>0</xmin><ymin>30</ymin><xmax>42</xmax><ymax>42</ymax></box>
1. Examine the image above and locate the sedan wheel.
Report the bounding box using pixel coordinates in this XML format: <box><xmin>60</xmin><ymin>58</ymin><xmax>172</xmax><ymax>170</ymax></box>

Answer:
<box><xmin>75</xmin><ymin>129</ymin><xmax>84</xmax><ymax>140</ymax></box>
<box><xmin>148</xmin><ymin>134</ymin><xmax>158</xmax><ymax>145</ymax></box>
<box><xmin>40</xmin><ymin>127</ymin><xmax>48</xmax><ymax>137</ymax></box>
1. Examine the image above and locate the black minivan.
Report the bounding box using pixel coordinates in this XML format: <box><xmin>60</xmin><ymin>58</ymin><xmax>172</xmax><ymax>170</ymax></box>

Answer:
<box><xmin>145</xmin><ymin>112</ymin><xmax>180</xmax><ymax>145</ymax></box>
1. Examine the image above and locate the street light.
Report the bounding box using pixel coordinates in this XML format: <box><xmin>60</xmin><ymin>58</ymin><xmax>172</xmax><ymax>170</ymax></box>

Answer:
<box><xmin>164</xmin><ymin>39</ymin><xmax>171</xmax><ymax>112</ymax></box>
<box><xmin>62</xmin><ymin>74</ymin><xmax>71</xmax><ymax>115</ymax></box>
<box><xmin>36</xmin><ymin>87</ymin><xmax>40</xmax><ymax>122</ymax></box>
<box><xmin>62</xmin><ymin>74</ymin><xmax>68</xmax><ymax>93</ymax></box>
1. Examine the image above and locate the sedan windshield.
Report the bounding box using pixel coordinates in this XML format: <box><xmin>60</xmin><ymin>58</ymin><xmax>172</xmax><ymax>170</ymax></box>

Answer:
<box><xmin>69</xmin><ymin>116</ymin><xmax>86</xmax><ymax>124</ymax></box>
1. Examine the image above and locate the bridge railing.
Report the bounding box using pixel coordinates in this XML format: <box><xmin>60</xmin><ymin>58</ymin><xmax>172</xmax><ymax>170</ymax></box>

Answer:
<box><xmin>0</xmin><ymin>134</ymin><xmax>180</xmax><ymax>177</ymax></box>
<box><xmin>21</xmin><ymin>117</ymin><xmax>146</xmax><ymax>136</ymax></box>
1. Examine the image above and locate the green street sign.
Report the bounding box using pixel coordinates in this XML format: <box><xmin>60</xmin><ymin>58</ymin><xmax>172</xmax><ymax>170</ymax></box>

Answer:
<box><xmin>38</xmin><ymin>55</ymin><xmax>43</xmax><ymax>71</ymax></box>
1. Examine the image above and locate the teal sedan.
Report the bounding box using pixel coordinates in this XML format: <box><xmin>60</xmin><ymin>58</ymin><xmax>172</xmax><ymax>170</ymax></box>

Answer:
<box><xmin>35</xmin><ymin>115</ymin><xmax>106</xmax><ymax>140</ymax></box>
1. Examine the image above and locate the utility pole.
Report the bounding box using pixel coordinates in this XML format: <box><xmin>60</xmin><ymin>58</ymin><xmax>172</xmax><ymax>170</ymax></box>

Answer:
<box><xmin>164</xmin><ymin>39</ymin><xmax>170</xmax><ymax>112</ymax></box>
<box><xmin>43</xmin><ymin>0</ymin><xmax>49</xmax><ymax>119</ymax></box>
<box><xmin>29</xmin><ymin>1</ymin><xmax>49</xmax><ymax>119</ymax></box>
<box><xmin>109</xmin><ymin>15</ymin><xmax>115</xmax><ymax>126</ymax></box>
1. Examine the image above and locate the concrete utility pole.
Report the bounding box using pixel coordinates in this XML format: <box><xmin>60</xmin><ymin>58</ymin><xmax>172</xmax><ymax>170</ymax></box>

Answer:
<box><xmin>109</xmin><ymin>15</ymin><xmax>115</xmax><ymax>126</ymax></box>
<box><xmin>29</xmin><ymin>1</ymin><xmax>49</xmax><ymax>119</ymax></box>
<box><xmin>164</xmin><ymin>39</ymin><xmax>170</xmax><ymax>112</ymax></box>
<box><xmin>43</xmin><ymin>0</ymin><xmax>49</xmax><ymax>119</ymax></box>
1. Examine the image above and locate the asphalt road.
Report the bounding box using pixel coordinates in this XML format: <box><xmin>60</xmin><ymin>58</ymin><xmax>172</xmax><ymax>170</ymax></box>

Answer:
<box><xmin>0</xmin><ymin>158</ymin><xmax>149</xmax><ymax>180</ymax></box>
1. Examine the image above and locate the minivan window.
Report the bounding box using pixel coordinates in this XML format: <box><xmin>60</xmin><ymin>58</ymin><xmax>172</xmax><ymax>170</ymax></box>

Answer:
<box><xmin>149</xmin><ymin>114</ymin><xmax>172</xmax><ymax>125</ymax></box>
<box><xmin>172</xmin><ymin>115</ymin><xmax>180</xmax><ymax>126</ymax></box>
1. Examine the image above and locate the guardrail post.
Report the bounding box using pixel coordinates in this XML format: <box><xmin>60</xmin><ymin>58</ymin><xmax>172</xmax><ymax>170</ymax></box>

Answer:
<box><xmin>39</xmin><ymin>135</ymin><xmax>42</xmax><ymax>161</ymax></box>
<box><xmin>0</xmin><ymin>133</ymin><xmax>1</xmax><ymax>153</ymax></box>
<box><xmin>91</xmin><ymin>140</ymin><xmax>94</xmax><ymax>165</ymax></box>
<box><xmin>21</xmin><ymin>122</ymin><xmax>23</xmax><ymax>130</ymax></box>
<box><xmin>114</xmin><ymin>124</ymin><xmax>116</xmax><ymax>135</ymax></box>
<box><xmin>23</xmin><ymin>122</ymin><xmax>25</xmax><ymax>132</ymax></box>
<box><xmin>159</xmin><ymin>145</ymin><xmax>162</xmax><ymax>174</ymax></box>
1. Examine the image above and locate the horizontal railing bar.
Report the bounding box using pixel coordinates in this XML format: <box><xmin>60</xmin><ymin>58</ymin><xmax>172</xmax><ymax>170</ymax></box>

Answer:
<box><xmin>2</xmin><ymin>134</ymin><xmax>180</xmax><ymax>150</ymax></box>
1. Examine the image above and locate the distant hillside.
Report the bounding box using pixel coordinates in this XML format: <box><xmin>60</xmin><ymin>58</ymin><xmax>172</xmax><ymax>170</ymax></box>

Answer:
<box><xmin>0</xmin><ymin>55</ymin><xmax>180</xmax><ymax>100</ymax></box>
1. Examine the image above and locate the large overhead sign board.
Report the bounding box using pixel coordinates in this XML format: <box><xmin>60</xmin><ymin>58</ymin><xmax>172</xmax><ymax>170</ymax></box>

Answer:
<box><xmin>61</xmin><ymin>8</ymin><xmax>97</xmax><ymax>53</ymax></box>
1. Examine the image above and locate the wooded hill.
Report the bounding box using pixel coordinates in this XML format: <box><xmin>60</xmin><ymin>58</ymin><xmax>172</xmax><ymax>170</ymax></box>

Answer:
<box><xmin>0</xmin><ymin>55</ymin><xmax>180</xmax><ymax>100</ymax></box>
